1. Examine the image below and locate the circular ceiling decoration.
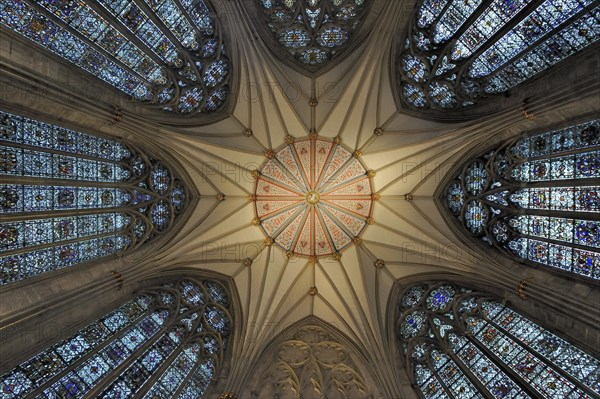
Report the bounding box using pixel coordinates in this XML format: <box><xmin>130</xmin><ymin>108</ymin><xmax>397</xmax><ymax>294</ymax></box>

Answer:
<box><xmin>254</xmin><ymin>136</ymin><xmax>374</xmax><ymax>258</ymax></box>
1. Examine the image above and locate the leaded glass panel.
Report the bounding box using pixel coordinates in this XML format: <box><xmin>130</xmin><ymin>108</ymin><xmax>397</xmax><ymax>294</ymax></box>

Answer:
<box><xmin>398</xmin><ymin>0</ymin><xmax>600</xmax><ymax>111</ymax></box>
<box><xmin>0</xmin><ymin>0</ymin><xmax>229</xmax><ymax>115</ymax></box>
<box><xmin>0</xmin><ymin>111</ymin><xmax>188</xmax><ymax>285</ymax></box>
<box><xmin>446</xmin><ymin>119</ymin><xmax>600</xmax><ymax>280</ymax></box>
<box><xmin>256</xmin><ymin>0</ymin><xmax>371</xmax><ymax>67</ymax></box>
<box><xmin>398</xmin><ymin>282</ymin><xmax>600</xmax><ymax>398</ymax></box>
<box><xmin>0</xmin><ymin>279</ymin><xmax>231</xmax><ymax>399</ymax></box>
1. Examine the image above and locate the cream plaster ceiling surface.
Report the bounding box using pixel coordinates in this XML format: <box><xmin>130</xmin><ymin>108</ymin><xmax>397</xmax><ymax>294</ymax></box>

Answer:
<box><xmin>33</xmin><ymin>0</ymin><xmax>583</xmax><ymax>394</ymax></box>
<box><xmin>129</xmin><ymin>1</ymin><xmax>496</xmax><ymax>392</ymax></box>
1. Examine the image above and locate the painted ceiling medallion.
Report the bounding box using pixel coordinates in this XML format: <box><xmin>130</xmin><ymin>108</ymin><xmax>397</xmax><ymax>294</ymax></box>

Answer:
<box><xmin>254</xmin><ymin>136</ymin><xmax>374</xmax><ymax>257</ymax></box>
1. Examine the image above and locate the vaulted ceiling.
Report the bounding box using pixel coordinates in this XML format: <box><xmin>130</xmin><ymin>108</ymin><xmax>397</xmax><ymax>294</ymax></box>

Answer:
<box><xmin>1</xmin><ymin>0</ymin><xmax>599</xmax><ymax>395</ymax></box>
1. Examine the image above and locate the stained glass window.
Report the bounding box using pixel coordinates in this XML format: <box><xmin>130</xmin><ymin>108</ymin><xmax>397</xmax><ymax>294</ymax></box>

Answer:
<box><xmin>398</xmin><ymin>0</ymin><xmax>600</xmax><ymax>110</ymax></box>
<box><xmin>0</xmin><ymin>278</ymin><xmax>231</xmax><ymax>398</ymax></box>
<box><xmin>446</xmin><ymin>119</ymin><xmax>600</xmax><ymax>280</ymax></box>
<box><xmin>0</xmin><ymin>0</ymin><xmax>229</xmax><ymax>115</ymax></box>
<box><xmin>256</xmin><ymin>0</ymin><xmax>371</xmax><ymax>67</ymax></box>
<box><xmin>398</xmin><ymin>282</ymin><xmax>600</xmax><ymax>398</ymax></box>
<box><xmin>0</xmin><ymin>110</ymin><xmax>187</xmax><ymax>285</ymax></box>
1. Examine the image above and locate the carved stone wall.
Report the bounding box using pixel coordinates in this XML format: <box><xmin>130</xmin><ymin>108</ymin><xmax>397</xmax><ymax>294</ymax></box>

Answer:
<box><xmin>246</xmin><ymin>323</ymin><xmax>378</xmax><ymax>399</ymax></box>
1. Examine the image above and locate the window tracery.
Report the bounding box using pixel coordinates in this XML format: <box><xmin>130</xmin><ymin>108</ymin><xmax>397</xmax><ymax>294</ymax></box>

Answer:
<box><xmin>0</xmin><ymin>278</ymin><xmax>231</xmax><ymax>398</ymax></box>
<box><xmin>398</xmin><ymin>0</ymin><xmax>600</xmax><ymax>111</ymax></box>
<box><xmin>398</xmin><ymin>282</ymin><xmax>600</xmax><ymax>398</ymax></box>
<box><xmin>0</xmin><ymin>110</ymin><xmax>187</xmax><ymax>285</ymax></box>
<box><xmin>446</xmin><ymin>119</ymin><xmax>600</xmax><ymax>280</ymax></box>
<box><xmin>255</xmin><ymin>0</ymin><xmax>370</xmax><ymax>67</ymax></box>
<box><xmin>0</xmin><ymin>0</ymin><xmax>229</xmax><ymax>115</ymax></box>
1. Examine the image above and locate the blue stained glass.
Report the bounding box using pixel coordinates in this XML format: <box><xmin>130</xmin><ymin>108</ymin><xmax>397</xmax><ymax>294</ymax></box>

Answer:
<box><xmin>317</xmin><ymin>26</ymin><xmax>349</xmax><ymax>47</ymax></box>
<box><xmin>452</xmin><ymin>0</ymin><xmax>530</xmax><ymax>60</ymax></box>
<box><xmin>470</xmin><ymin>0</ymin><xmax>593</xmax><ymax>76</ymax></box>
<box><xmin>403</xmin><ymin>84</ymin><xmax>428</xmax><ymax>108</ymax></box>
<box><xmin>447</xmin><ymin>182</ymin><xmax>465</xmax><ymax>214</ymax></box>
<box><xmin>400</xmin><ymin>283</ymin><xmax>600</xmax><ymax>399</ymax></box>
<box><xmin>450</xmin><ymin>333</ymin><xmax>529</xmax><ymax>397</ymax></box>
<box><xmin>400</xmin><ymin>311</ymin><xmax>427</xmax><ymax>338</ymax></box>
<box><xmin>1</xmin><ymin>0</ymin><xmax>229</xmax><ymax>114</ymax></box>
<box><xmin>485</xmin><ymin>7</ymin><xmax>600</xmax><ymax>94</ymax></box>
<box><xmin>1</xmin><ymin>280</ymin><xmax>231</xmax><ymax>398</ymax></box>
<box><xmin>448</xmin><ymin>119</ymin><xmax>600</xmax><ymax>280</ymax></box>
<box><xmin>0</xmin><ymin>1</ymin><xmax>152</xmax><ymax>99</ymax></box>
<box><xmin>415</xmin><ymin>364</ymin><xmax>450</xmax><ymax>398</ymax></box>
<box><xmin>402</xmin><ymin>0</ymin><xmax>599</xmax><ymax>110</ymax></box>
<box><xmin>1</xmin><ymin>111</ymin><xmax>187</xmax><ymax>286</ymax></box>
<box><xmin>433</xmin><ymin>0</ymin><xmax>484</xmax><ymax>44</ymax></box>
<box><xmin>258</xmin><ymin>0</ymin><xmax>369</xmax><ymax>66</ymax></box>
<box><xmin>427</xmin><ymin>286</ymin><xmax>455</xmax><ymax>311</ymax></box>
<box><xmin>465</xmin><ymin>200</ymin><xmax>487</xmax><ymax>234</ymax></box>
<box><xmin>279</xmin><ymin>29</ymin><xmax>311</xmax><ymax>48</ymax></box>
<box><xmin>428</xmin><ymin>82</ymin><xmax>457</xmax><ymax>109</ymax></box>
<box><xmin>299</xmin><ymin>48</ymin><xmax>328</xmax><ymax>64</ymax></box>
<box><xmin>418</xmin><ymin>0</ymin><xmax>450</xmax><ymax>27</ymax></box>
<box><xmin>402</xmin><ymin>54</ymin><xmax>429</xmax><ymax>83</ymax></box>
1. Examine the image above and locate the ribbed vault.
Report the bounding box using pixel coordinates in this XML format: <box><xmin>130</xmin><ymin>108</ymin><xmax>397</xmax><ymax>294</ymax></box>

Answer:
<box><xmin>0</xmin><ymin>0</ymin><xmax>599</xmax><ymax>397</ymax></box>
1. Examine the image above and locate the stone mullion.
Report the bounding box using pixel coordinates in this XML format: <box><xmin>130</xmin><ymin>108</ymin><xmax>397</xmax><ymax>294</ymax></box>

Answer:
<box><xmin>171</xmin><ymin>333</ymin><xmax>222</xmax><ymax>398</ymax></box>
<box><xmin>479</xmin><ymin>1</ymin><xmax>599</xmax><ymax>84</ymax></box>
<box><xmin>20</xmin><ymin>0</ymin><xmax>153</xmax><ymax>86</ymax></box>
<box><xmin>457</xmin><ymin>0</ymin><xmax>551</xmax><ymax>79</ymax></box>
<box><xmin>129</xmin><ymin>0</ymin><xmax>195</xmax><ymax>71</ymax></box>
<box><xmin>519</xmin><ymin>143</ymin><xmax>600</xmax><ymax>162</ymax></box>
<box><xmin>132</xmin><ymin>330</ymin><xmax>192</xmax><ymax>398</ymax></box>
<box><xmin>485</xmin><ymin>315</ymin><xmax>598</xmax><ymax>398</ymax></box>
<box><xmin>434</xmin><ymin>339</ymin><xmax>497</xmax><ymax>399</ymax></box>
<box><xmin>429</xmin><ymin>0</ymin><xmax>498</xmax><ymax>76</ymax></box>
<box><xmin>0</xmin><ymin>174</ymin><xmax>140</xmax><ymax>188</ymax></box>
<box><xmin>453</xmin><ymin>296</ymin><xmax>546</xmax><ymax>398</ymax></box>
<box><xmin>518</xmin><ymin>233</ymin><xmax>599</xmax><ymax>253</ymax></box>
<box><xmin>0</xmin><ymin>140</ymin><xmax>133</xmax><ymax>167</ymax></box>
<box><xmin>82</xmin><ymin>0</ymin><xmax>170</xmax><ymax>69</ymax></box>
<box><xmin>83</xmin><ymin>299</ymin><xmax>184</xmax><ymax>398</ymax></box>
<box><xmin>171</xmin><ymin>0</ymin><xmax>209</xmax><ymax>41</ymax></box>
<box><xmin>461</xmin><ymin>329</ymin><xmax>546</xmax><ymax>398</ymax></box>
<box><xmin>23</xmin><ymin>306</ymin><xmax>154</xmax><ymax>399</ymax></box>
<box><xmin>0</xmin><ymin>225</ymin><xmax>132</xmax><ymax>259</ymax></box>
<box><xmin>420</xmin><ymin>310</ymin><xmax>498</xmax><ymax>399</ymax></box>
<box><xmin>0</xmin><ymin>206</ymin><xmax>142</xmax><ymax>223</ymax></box>
<box><xmin>421</xmin><ymin>347</ymin><xmax>458</xmax><ymax>398</ymax></box>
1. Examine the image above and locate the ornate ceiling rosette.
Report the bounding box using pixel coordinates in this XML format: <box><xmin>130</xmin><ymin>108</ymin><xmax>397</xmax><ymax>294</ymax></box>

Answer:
<box><xmin>253</xmin><ymin>136</ymin><xmax>374</xmax><ymax>258</ymax></box>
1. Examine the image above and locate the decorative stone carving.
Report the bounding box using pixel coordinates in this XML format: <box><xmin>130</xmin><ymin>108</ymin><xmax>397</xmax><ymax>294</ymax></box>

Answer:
<box><xmin>251</xmin><ymin>325</ymin><xmax>372</xmax><ymax>398</ymax></box>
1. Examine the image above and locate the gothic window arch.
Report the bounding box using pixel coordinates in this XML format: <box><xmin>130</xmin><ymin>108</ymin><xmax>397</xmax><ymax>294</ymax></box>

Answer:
<box><xmin>0</xmin><ymin>0</ymin><xmax>229</xmax><ymax>115</ymax></box>
<box><xmin>255</xmin><ymin>0</ymin><xmax>371</xmax><ymax>69</ymax></box>
<box><xmin>0</xmin><ymin>110</ymin><xmax>188</xmax><ymax>286</ymax></box>
<box><xmin>445</xmin><ymin>118</ymin><xmax>600</xmax><ymax>281</ymax></box>
<box><xmin>0</xmin><ymin>278</ymin><xmax>232</xmax><ymax>398</ymax></box>
<box><xmin>398</xmin><ymin>0</ymin><xmax>599</xmax><ymax>112</ymax></box>
<box><xmin>397</xmin><ymin>282</ymin><xmax>600</xmax><ymax>398</ymax></box>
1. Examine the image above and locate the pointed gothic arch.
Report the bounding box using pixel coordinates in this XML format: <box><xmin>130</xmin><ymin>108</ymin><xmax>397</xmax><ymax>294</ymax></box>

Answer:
<box><xmin>395</xmin><ymin>280</ymin><xmax>600</xmax><ymax>398</ymax></box>
<box><xmin>0</xmin><ymin>109</ymin><xmax>193</xmax><ymax>286</ymax></box>
<box><xmin>0</xmin><ymin>277</ymin><xmax>232</xmax><ymax>398</ymax></box>
<box><xmin>440</xmin><ymin>117</ymin><xmax>600</xmax><ymax>282</ymax></box>
<box><xmin>0</xmin><ymin>0</ymin><xmax>232</xmax><ymax>120</ymax></box>
<box><xmin>394</xmin><ymin>0</ymin><xmax>600</xmax><ymax>119</ymax></box>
